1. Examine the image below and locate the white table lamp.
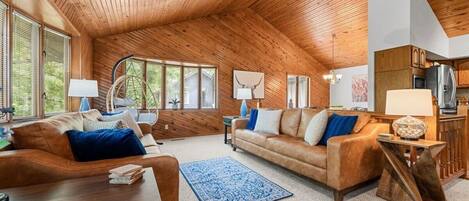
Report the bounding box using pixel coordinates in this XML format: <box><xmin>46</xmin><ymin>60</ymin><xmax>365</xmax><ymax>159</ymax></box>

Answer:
<box><xmin>237</xmin><ymin>88</ymin><xmax>252</xmax><ymax>118</ymax></box>
<box><xmin>385</xmin><ymin>89</ymin><xmax>433</xmax><ymax>140</ymax></box>
<box><xmin>68</xmin><ymin>79</ymin><xmax>98</xmax><ymax>111</ymax></box>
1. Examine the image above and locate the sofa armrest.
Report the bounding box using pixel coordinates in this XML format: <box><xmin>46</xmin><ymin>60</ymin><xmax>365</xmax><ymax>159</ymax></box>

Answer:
<box><xmin>138</xmin><ymin>122</ymin><xmax>153</xmax><ymax>135</ymax></box>
<box><xmin>326</xmin><ymin>122</ymin><xmax>389</xmax><ymax>190</ymax></box>
<box><xmin>231</xmin><ymin>118</ymin><xmax>249</xmax><ymax>145</ymax></box>
<box><xmin>0</xmin><ymin>149</ymin><xmax>179</xmax><ymax>201</ymax></box>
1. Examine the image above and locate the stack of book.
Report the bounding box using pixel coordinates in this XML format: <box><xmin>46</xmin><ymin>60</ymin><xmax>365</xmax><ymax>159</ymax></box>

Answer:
<box><xmin>108</xmin><ymin>164</ymin><xmax>145</xmax><ymax>185</ymax></box>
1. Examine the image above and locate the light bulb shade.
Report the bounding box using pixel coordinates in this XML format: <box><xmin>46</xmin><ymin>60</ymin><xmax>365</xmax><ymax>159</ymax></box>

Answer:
<box><xmin>335</xmin><ymin>73</ymin><xmax>343</xmax><ymax>80</ymax></box>
<box><xmin>68</xmin><ymin>79</ymin><xmax>99</xmax><ymax>97</ymax></box>
<box><xmin>385</xmin><ymin>89</ymin><xmax>433</xmax><ymax>116</ymax></box>
<box><xmin>236</xmin><ymin>88</ymin><xmax>252</xmax><ymax>100</ymax></box>
<box><xmin>323</xmin><ymin>70</ymin><xmax>342</xmax><ymax>84</ymax></box>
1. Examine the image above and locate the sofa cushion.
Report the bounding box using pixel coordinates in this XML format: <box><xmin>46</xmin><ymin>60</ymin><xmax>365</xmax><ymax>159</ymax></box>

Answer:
<box><xmin>83</xmin><ymin>119</ymin><xmax>126</xmax><ymax>131</ymax></box>
<box><xmin>280</xmin><ymin>109</ymin><xmax>301</xmax><ymax>136</ymax></box>
<box><xmin>297</xmin><ymin>109</ymin><xmax>320</xmax><ymax>138</ymax></box>
<box><xmin>81</xmin><ymin>109</ymin><xmax>103</xmax><ymax>121</ymax></box>
<box><xmin>265</xmin><ymin>135</ymin><xmax>327</xmax><ymax>169</ymax></box>
<box><xmin>100</xmin><ymin>111</ymin><xmax>143</xmax><ymax>138</ymax></box>
<box><xmin>11</xmin><ymin>112</ymin><xmax>83</xmax><ymax>160</ymax></box>
<box><xmin>66</xmin><ymin>128</ymin><xmax>146</xmax><ymax>162</ymax></box>
<box><xmin>304</xmin><ymin>110</ymin><xmax>328</xmax><ymax>145</ymax></box>
<box><xmin>236</xmin><ymin>129</ymin><xmax>278</xmax><ymax>147</ymax></box>
<box><xmin>319</xmin><ymin>113</ymin><xmax>358</xmax><ymax>145</ymax></box>
<box><xmin>332</xmin><ymin>111</ymin><xmax>371</xmax><ymax>133</ymax></box>
<box><xmin>254</xmin><ymin>109</ymin><xmax>283</xmax><ymax>134</ymax></box>
<box><xmin>140</xmin><ymin>134</ymin><xmax>157</xmax><ymax>147</ymax></box>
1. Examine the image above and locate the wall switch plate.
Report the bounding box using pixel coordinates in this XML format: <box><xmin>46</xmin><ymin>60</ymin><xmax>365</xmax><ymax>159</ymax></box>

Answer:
<box><xmin>164</xmin><ymin>124</ymin><xmax>169</xmax><ymax>130</ymax></box>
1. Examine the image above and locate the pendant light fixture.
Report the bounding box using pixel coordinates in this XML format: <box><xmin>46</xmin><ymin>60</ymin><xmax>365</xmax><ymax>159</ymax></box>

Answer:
<box><xmin>323</xmin><ymin>33</ymin><xmax>342</xmax><ymax>84</ymax></box>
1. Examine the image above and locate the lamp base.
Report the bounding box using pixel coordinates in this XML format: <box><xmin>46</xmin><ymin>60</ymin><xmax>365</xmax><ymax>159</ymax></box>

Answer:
<box><xmin>392</xmin><ymin>115</ymin><xmax>427</xmax><ymax>140</ymax></box>
<box><xmin>240</xmin><ymin>99</ymin><xmax>248</xmax><ymax>118</ymax></box>
<box><xmin>79</xmin><ymin>97</ymin><xmax>91</xmax><ymax>112</ymax></box>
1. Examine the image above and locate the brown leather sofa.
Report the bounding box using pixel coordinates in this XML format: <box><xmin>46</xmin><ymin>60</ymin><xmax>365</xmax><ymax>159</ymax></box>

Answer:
<box><xmin>0</xmin><ymin>110</ymin><xmax>179</xmax><ymax>201</ymax></box>
<box><xmin>232</xmin><ymin>109</ymin><xmax>389</xmax><ymax>201</ymax></box>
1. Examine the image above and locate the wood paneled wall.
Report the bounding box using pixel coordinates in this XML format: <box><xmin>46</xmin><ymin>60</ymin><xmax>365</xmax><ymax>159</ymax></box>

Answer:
<box><xmin>93</xmin><ymin>9</ymin><xmax>329</xmax><ymax>139</ymax></box>
<box><xmin>51</xmin><ymin>0</ymin><xmax>94</xmax><ymax>111</ymax></box>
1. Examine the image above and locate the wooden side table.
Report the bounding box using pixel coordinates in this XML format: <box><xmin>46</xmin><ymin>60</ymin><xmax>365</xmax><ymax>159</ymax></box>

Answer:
<box><xmin>223</xmin><ymin>115</ymin><xmax>247</xmax><ymax>145</ymax></box>
<box><xmin>1</xmin><ymin>167</ymin><xmax>161</xmax><ymax>201</ymax></box>
<box><xmin>376</xmin><ymin>137</ymin><xmax>446</xmax><ymax>201</ymax></box>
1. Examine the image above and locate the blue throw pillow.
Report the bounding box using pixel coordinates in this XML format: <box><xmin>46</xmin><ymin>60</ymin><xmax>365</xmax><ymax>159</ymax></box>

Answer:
<box><xmin>247</xmin><ymin>109</ymin><xmax>258</xmax><ymax>130</ymax></box>
<box><xmin>66</xmin><ymin>128</ymin><xmax>146</xmax><ymax>162</ymax></box>
<box><xmin>318</xmin><ymin>113</ymin><xmax>358</xmax><ymax>145</ymax></box>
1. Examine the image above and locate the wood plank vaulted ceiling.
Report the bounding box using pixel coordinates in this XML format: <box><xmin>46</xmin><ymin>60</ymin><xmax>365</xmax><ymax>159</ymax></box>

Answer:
<box><xmin>428</xmin><ymin>0</ymin><xmax>469</xmax><ymax>37</ymax></box>
<box><xmin>63</xmin><ymin>0</ymin><xmax>369</xmax><ymax>69</ymax></box>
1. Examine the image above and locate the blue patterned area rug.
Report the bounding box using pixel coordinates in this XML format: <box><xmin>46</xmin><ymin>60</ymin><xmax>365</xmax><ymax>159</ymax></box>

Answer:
<box><xmin>180</xmin><ymin>156</ymin><xmax>293</xmax><ymax>201</ymax></box>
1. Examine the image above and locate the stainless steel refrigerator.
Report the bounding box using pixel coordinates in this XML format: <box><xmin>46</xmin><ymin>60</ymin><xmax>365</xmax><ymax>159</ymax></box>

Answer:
<box><xmin>425</xmin><ymin>64</ymin><xmax>457</xmax><ymax>114</ymax></box>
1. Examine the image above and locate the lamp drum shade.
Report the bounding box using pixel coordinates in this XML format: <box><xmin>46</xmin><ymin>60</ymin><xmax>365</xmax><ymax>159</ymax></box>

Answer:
<box><xmin>385</xmin><ymin>89</ymin><xmax>433</xmax><ymax>140</ymax></box>
<box><xmin>236</xmin><ymin>88</ymin><xmax>252</xmax><ymax>100</ymax></box>
<box><xmin>385</xmin><ymin>89</ymin><xmax>433</xmax><ymax>116</ymax></box>
<box><xmin>68</xmin><ymin>79</ymin><xmax>99</xmax><ymax>97</ymax></box>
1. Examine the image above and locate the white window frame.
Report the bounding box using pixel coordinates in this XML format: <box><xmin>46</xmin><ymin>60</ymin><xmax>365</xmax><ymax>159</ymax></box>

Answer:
<box><xmin>43</xmin><ymin>27</ymin><xmax>71</xmax><ymax>116</ymax></box>
<box><xmin>126</xmin><ymin>58</ymin><xmax>218</xmax><ymax>110</ymax></box>
<box><xmin>287</xmin><ymin>74</ymin><xmax>310</xmax><ymax>109</ymax></box>
<box><xmin>0</xmin><ymin>9</ymin><xmax>72</xmax><ymax>122</ymax></box>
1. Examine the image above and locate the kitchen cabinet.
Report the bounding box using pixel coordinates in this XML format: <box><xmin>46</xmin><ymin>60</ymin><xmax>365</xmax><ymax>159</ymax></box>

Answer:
<box><xmin>375</xmin><ymin>45</ymin><xmax>427</xmax><ymax>73</ymax></box>
<box><xmin>456</xmin><ymin>59</ymin><xmax>469</xmax><ymax>88</ymax></box>
<box><xmin>375</xmin><ymin>69</ymin><xmax>413</xmax><ymax>113</ymax></box>
<box><xmin>412</xmin><ymin>46</ymin><xmax>420</xmax><ymax>68</ymax></box>
<box><xmin>374</xmin><ymin>45</ymin><xmax>428</xmax><ymax>112</ymax></box>
<box><xmin>419</xmin><ymin>49</ymin><xmax>427</xmax><ymax>68</ymax></box>
<box><xmin>375</xmin><ymin>46</ymin><xmax>412</xmax><ymax>73</ymax></box>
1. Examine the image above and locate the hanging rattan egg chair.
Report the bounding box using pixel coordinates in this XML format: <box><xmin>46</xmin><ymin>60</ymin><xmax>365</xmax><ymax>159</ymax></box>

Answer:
<box><xmin>105</xmin><ymin>55</ymin><xmax>159</xmax><ymax>125</ymax></box>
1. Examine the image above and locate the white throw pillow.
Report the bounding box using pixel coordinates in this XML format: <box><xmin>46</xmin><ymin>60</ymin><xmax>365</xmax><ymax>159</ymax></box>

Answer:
<box><xmin>254</xmin><ymin>109</ymin><xmax>283</xmax><ymax>134</ymax></box>
<box><xmin>100</xmin><ymin>111</ymin><xmax>144</xmax><ymax>138</ymax></box>
<box><xmin>304</xmin><ymin>110</ymin><xmax>328</xmax><ymax>145</ymax></box>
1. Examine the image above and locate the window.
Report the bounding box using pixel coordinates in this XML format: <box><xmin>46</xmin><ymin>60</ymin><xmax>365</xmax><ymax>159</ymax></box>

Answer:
<box><xmin>0</xmin><ymin>2</ymin><xmax>7</xmax><ymax>120</ymax></box>
<box><xmin>146</xmin><ymin>62</ymin><xmax>162</xmax><ymax>108</ymax></box>
<box><xmin>287</xmin><ymin>76</ymin><xmax>297</xmax><ymax>108</ymax></box>
<box><xmin>165</xmin><ymin>65</ymin><xmax>181</xmax><ymax>109</ymax></box>
<box><xmin>183</xmin><ymin>67</ymin><xmax>198</xmax><ymax>109</ymax></box>
<box><xmin>287</xmin><ymin>75</ymin><xmax>310</xmax><ymax>108</ymax></box>
<box><xmin>125</xmin><ymin>59</ymin><xmax>144</xmax><ymax>108</ymax></box>
<box><xmin>12</xmin><ymin>13</ymin><xmax>40</xmax><ymax>118</ymax></box>
<box><xmin>298</xmin><ymin>76</ymin><xmax>309</xmax><ymax>108</ymax></box>
<box><xmin>201</xmin><ymin>68</ymin><xmax>216</xmax><ymax>109</ymax></box>
<box><xmin>43</xmin><ymin>29</ymin><xmax>70</xmax><ymax>114</ymax></box>
<box><xmin>0</xmin><ymin>9</ymin><xmax>72</xmax><ymax>121</ymax></box>
<box><xmin>124</xmin><ymin>58</ymin><xmax>217</xmax><ymax>110</ymax></box>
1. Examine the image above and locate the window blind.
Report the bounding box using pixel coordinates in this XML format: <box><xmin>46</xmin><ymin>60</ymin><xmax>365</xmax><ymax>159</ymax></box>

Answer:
<box><xmin>44</xmin><ymin>29</ymin><xmax>70</xmax><ymax>114</ymax></box>
<box><xmin>12</xmin><ymin>12</ymin><xmax>40</xmax><ymax>118</ymax></box>
<box><xmin>0</xmin><ymin>2</ymin><xmax>7</xmax><ymax>121</ymax></box>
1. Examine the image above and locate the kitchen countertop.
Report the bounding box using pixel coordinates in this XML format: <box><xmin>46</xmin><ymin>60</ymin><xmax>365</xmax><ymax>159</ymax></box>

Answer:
<box><xmin>439</xmin><ymin>114</ymin><xmax>466</xmax><ymax>120</ymax></box>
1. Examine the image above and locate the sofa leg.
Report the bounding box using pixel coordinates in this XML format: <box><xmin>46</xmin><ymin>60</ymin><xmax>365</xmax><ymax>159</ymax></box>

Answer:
<box><xmin>333</xmin><ymin>190</ymin><xmax>344</xmax><ymax>201</ymax></box>
<box><xmin>232</xmin><ymin>146</ymin><xmax>237</xmax><ymax>151</ymax></box>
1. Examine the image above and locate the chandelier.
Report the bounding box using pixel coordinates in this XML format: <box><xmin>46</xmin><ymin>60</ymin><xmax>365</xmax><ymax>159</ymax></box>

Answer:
<box><xmin>323</xmin><ymin>33</ymin><xmax>342</xmax><ymax>84</ymax></box>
